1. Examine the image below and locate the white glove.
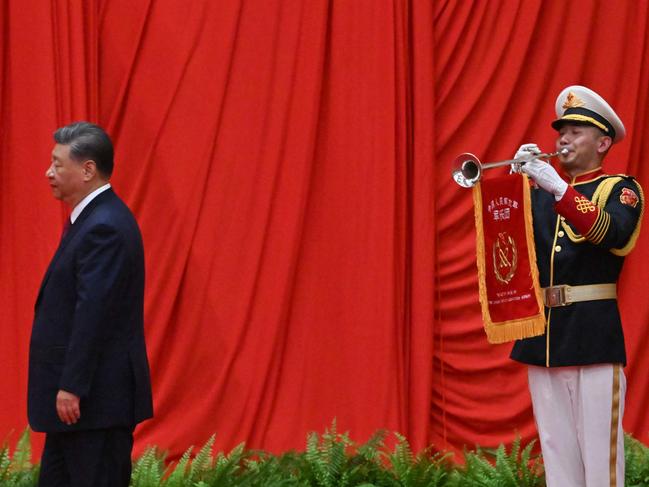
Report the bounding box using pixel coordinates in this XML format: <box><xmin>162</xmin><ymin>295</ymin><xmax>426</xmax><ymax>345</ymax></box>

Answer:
<box><xmin>511</xmin><ymin>143</ymin><xmax>541</xmax><ymax>174</ymax></box>
<box><xmin>521</xmin><ymin>160</ymin><xmax>568</xmax><ymax>200</ymax></box>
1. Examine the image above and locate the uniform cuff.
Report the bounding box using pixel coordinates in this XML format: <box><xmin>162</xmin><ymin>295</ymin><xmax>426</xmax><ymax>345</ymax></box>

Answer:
<box><xmin>554</xmin><ymin>186</ymin><xmax>608</xmax><ymax>243</ymax></box>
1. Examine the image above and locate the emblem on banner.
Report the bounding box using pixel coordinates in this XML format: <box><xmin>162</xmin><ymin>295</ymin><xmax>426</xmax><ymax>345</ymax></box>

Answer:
<box><xmin>493</xmin><ymin>231</ymin><xmax>517</xmax><ymax>284</ymax></box>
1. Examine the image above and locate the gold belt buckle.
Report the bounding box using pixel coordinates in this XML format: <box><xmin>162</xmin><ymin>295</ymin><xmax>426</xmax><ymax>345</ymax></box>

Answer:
<box><xmin>544</xmin><ymin>285</ymin><xmax>569</xmax><ymax>307</ymax></box>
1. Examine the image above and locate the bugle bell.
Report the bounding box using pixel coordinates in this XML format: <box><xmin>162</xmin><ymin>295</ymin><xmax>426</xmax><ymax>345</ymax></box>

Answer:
<box><xmin>451</xmin><ymin>148</ymin><xmax>569</xmax><ymax>188</ymax></box>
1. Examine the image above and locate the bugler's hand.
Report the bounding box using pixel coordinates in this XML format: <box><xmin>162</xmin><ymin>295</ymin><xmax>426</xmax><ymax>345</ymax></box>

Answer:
<box><xmin>514</xmin><ymin>143</ymin><xmax>541</xmax><ymax>160</ymax></box>
<box><xmin>521</xmin><ymin>160</ymin><xmax>568</xmax><ymax>200</ymax></box>
<box><xmin>511</xmin><ymin>143</ymin><xmax>542</xmax><ymax>174</ymax></box>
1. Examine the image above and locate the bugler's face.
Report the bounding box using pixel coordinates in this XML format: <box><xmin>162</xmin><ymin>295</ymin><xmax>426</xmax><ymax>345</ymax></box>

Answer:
<box><xmin>556</xmin><ymin>124</ymin><xmax>612</xmax><ymax>173</ymax></box>
<box><xmin>45</xmin><ymin>144</ymin><xmax>87</xmax><ymax>206</ymax></box>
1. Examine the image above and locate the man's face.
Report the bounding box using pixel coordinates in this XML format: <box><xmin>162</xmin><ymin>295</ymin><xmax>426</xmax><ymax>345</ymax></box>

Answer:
<box><xmin>556</xmin><ymin>124</ymin><xmax>611</xmax><ymax>172</ymax></box>
<box><xmin>46</xmin><ymin>144</ymin><xmax>87</xmax><ymax>206</ymax></box>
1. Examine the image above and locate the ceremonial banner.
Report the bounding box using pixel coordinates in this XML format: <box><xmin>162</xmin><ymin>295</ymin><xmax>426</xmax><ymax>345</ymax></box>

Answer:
<box><xmin>473</xmin><ymin>174</ymin><xmax>545</xmax><ymax>344</ymax></box>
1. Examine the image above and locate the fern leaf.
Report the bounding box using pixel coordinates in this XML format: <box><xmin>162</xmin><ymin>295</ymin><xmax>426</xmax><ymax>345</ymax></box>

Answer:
<box><xmin>389</xmin><ymin>432</ymin><xmax>414</xmax><ymax>482</ymax></box>
<box><xmin>494</xmin><ymin>443</ymin><xmax>518</xmax><ymax>486</ymax></box>
<box><xmin>131</xmin><ymin>446</ymin><xmax>164</xmax><ymax>487</ymax></box>
<box><xmin>162</xmin><ymin>447</ymin><xmax>192</xmax><ymax>487</ymax></box>
<box><xmin>9</xmin><ymin>427</ymin><xmax>32</xmax><ymax>473</ymax></box>
<box><xmin>357</xmin><ymin>429</ymin><xmax>386</xmax><ymax>463</ymax></box>
<box><xmin>0</xmin><ymin>446</ymin><xmax>10</xmax><ymax>481</ymax></box>
<box><xmin>188</xmin><ymin>435</ymin><xmax>215</xmax><ymax>480</ymax></box>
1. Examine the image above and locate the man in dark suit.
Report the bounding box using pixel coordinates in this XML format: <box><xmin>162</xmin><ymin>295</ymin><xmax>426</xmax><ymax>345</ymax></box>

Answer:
<box><xmin>28</xmin><ymin>121</ymin><xmax>153</xmax><ymax>486</ymax></box>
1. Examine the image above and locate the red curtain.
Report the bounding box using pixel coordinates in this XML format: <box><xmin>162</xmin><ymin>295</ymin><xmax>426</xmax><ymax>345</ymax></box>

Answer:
<box><xmin>1</xmin><ymin>0</ymin><xmax>648</xmax><ymax>462</ymax></box>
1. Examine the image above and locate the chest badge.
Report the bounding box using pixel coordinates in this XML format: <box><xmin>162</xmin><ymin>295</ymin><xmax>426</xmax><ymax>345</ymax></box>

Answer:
<box><xmin>493</xmin><ymin>231</ymin><xmax>518</xmax><ymax>284</ymax></box>
<box><xmin>620</xmin><ymin>187</ymin><xmax>639</xmax><ymax>208</ymax></box>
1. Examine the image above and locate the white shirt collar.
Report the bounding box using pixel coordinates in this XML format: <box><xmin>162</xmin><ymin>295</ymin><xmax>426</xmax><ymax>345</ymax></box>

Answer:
<box><xmin>70</xmin><ymin>183</ymin><xmax>111</xmax><ymax>223</ymax></box>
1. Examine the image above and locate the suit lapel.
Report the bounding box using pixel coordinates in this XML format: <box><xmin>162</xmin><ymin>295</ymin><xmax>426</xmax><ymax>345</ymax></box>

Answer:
<box><xmin>35</xmin><ymin>190</ymin><xmax>115</xmax><ymax>309</ymax></box>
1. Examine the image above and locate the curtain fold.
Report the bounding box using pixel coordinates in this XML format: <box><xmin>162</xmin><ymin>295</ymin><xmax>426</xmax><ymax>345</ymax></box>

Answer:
<box><xmin>1</xmin><ymin>0</ymin><xmax>649</xmax><ymax>462</ymax></box>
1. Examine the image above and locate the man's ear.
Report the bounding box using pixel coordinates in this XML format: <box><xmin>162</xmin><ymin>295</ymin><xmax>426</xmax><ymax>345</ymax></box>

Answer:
<box><xmin>597</xmin><ymin>136</ymin><xmax>613</xmax><ymax>155</ymax></box>
<box><xmin>82</xmin><ymin>160</ymin><xmax>98</xmax><ymax>181</ymax></box>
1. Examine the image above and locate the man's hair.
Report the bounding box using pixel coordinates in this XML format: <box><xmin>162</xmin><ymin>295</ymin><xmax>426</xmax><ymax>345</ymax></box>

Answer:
<box><xmin>54</xmin><ymin>121</ymin><xmax>114</xmax><ymax>178</ymax></box>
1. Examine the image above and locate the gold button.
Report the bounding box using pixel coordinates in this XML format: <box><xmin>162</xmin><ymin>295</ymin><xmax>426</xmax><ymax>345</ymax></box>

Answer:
<box><xmin>558</xmin><ymin>231</ymin><xmax>565</xmax><ymax>237</ymax></box>
<box><xmin>555</xmin><ymin>245</ymin><xmax>562</xmax><ymax>252</ymax></box>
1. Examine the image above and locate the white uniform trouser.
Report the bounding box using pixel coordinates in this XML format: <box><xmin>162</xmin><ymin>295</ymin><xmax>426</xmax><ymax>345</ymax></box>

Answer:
<box><xmin>528</xmin><ymin>364</ymin><xmax>626</xmax><ymax>487</ymax></box>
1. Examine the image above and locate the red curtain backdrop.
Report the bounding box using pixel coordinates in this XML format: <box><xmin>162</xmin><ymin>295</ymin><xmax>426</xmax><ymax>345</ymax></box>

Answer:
<box><xmin>1</xmin><ymin>0</ymin><xmax>649</xmax><ymax>461</ymax></box>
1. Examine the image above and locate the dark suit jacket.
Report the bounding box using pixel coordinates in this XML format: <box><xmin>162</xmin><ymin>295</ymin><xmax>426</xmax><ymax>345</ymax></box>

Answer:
<box><xmin>28</xmin><ymin>188</ymin><xmax>153</xmax><ymax>432</ymax></box>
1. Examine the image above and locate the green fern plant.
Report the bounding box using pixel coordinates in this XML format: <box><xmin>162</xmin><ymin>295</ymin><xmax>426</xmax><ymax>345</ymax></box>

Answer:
<box><xmin>447</xmin><ymin>437</ymin><xmax>543</xmax><ymax>487</ymax></box>
<box><xmin>188</xmin><ymin>434</ymin><xmax>217</xmax><ymax>480</ymax></box>
<box><xmin>130</xmin><ymin>446</ymin><xmax>166</xmax><ymax>487</ymax></box>
<box><xmin>6</xmin><ymin>425</ymin><xmax>649</xmax><ymax>486</ymax></box>
<box><xmin>304</xmin><ymin>419</ymin><xmax>350</xmax><ymax>487</ymax></box>
<box><xmin>357</xmin><ymin>429</ymin><xmax>388</xmax><ymax>464</ymax></box>
<box><xmin>0</xmin><ymin>444</ymin><xmax>11</xmax><ymax>482</ymax></box>
<box><xmin>160</xmin><ymin>446</ymin><xmax>192</xmax><ymax>487</ymax></box>
<box><xmin>349</xmin><ymin>430</ymin><xmax>399</xmax><ymax>487</ymax></box>
<box><xmin>197</xmin><ymin>439</ymin><xmax>249</xmax><ymax>486</ymax></box>
<box><xmin>303</xmin><ymin>419</ymin><xmax>395</xmax><ymax>487</ymax></box>
<box><xmin>235</xmin><ymin>451</ymin><xmax>310</xmax><ymax>487</ymax></box>
<box><xmin>385</xmin><ymin>433</ymin><xmax>450</xmax><ymax>487</ymax></box>
<box><xmin>10</xmin><ymin>429</ymin><xmax>32</xmax><ymax>473</ymax></box>
<box><xmin>625</xmin><ymin>433</ymin><xmax>649</xmax><ymax>486</ymax></box>
<box><xmin>0</xmin><ymin>428</ymin><xmax>39</xmax><ymax>487</ymax></box>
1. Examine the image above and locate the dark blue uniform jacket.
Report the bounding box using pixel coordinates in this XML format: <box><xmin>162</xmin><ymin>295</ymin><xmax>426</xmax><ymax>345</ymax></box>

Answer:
<box><xmin>511</xmin><ymin>169</ymin><xmax>643</xmax><ymax>367</ymax></box>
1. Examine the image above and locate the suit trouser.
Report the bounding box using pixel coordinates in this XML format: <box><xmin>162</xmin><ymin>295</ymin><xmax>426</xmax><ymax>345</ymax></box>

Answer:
<box><xmin>38</xmin><ymin>427</ymin><xmax>134</xmax><ymax>487</ymax></box>
<box><xmin>528</xmin><ymin>364</ymin><xmax>625</xmax><ymax>487</ymax></box>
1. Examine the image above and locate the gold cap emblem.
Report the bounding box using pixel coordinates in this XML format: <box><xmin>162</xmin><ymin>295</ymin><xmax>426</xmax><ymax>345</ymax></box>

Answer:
<box><xmin>562</xmin><ymin>91</ymin><xmax>586</xmax><ymax>109</ymax></box>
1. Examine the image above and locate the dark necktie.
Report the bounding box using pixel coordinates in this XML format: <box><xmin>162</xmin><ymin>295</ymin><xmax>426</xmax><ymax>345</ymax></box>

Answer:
<box><xmin>61</xmin><ymin>218</ymin><xmax>71</xmax><ymax>241</ymax></box>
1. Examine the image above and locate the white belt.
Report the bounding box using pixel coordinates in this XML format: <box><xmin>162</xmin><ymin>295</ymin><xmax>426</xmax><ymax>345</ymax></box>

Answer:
<box><xmin>542</xmin><ymin>283</ymin><xmax>617</xmax><ymax>307</ymax></box>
